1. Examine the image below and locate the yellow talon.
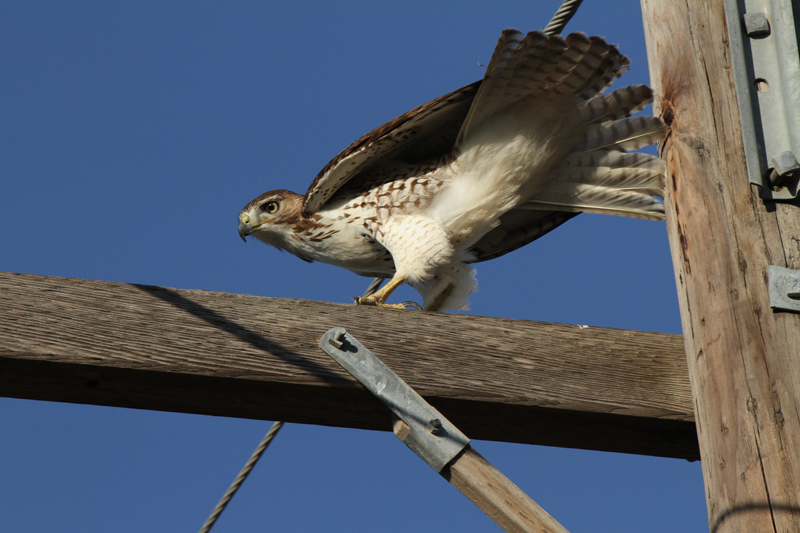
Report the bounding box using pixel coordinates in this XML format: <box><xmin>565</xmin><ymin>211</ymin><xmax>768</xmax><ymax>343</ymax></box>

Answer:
<box><xmin>354</xmin><ymin>276</ymin><xmax>406</xmax><ymax>308</ymax></box>
<box><xmin>354</xmin><ymin>299</ymin><xmax>408</xmax><ymax>309</ymax></box>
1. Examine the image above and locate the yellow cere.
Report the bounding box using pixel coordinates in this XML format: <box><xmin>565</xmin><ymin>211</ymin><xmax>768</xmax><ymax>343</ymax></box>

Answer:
<box><xmin>240</xmin><ymin>213</ymin><xmax>250</xmax><ymax>224</ymax></box>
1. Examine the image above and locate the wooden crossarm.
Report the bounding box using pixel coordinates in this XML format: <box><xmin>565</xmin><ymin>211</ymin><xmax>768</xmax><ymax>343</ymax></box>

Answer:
<box><xmin>0</xmin><ymin>271</ymin><xmax>697</xmax><ymax>459</ymax></box>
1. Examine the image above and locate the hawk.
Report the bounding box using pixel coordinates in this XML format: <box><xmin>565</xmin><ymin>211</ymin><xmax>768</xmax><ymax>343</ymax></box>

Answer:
<box><xmin>238</xmin><ymin>30</ymin><xmax>667</xmax><ymax>312</ymax></box>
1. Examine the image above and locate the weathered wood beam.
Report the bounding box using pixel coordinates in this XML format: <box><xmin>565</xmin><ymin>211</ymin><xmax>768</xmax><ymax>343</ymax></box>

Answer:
<box><xmin>393</xmin><ymin>420</ymin><xmax>569</xmax><ymax>533</ymax></box>
<box><xmin>0</xmin><ymin>271</ymin><xmax>697</xmax><ymax>459</ymax></box>
<box><xmin>641</xmin><ymin>0</ymin><xmax>800</xmax><ymax>530</ymax></box>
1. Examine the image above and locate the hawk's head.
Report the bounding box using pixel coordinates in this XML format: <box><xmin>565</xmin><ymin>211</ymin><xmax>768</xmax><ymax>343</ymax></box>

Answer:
<box><xmin>238</xmin><ymin>189</ymin><xmax>304</xmax><ymax>247</ymax></box>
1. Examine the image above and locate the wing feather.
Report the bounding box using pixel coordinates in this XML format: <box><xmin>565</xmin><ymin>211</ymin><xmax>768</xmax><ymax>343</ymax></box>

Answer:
<box><xmin>455</xmin><ymin>32</ymin><xmax>630</xmax><ymax>147</ymax></box>
<box><xmin>302</xmin><ymin>28</ymin><xmax>665</xmax><ymax>265</ymax></box>
<box><xmin>469</xmin><ymin>209</ymin><xmax>578</xmax><ymax>262</ymax></box>
<box><xmin>302</xmin><ymin>82</ymin><xmax>479</xmax><ymax>214</ymax></box>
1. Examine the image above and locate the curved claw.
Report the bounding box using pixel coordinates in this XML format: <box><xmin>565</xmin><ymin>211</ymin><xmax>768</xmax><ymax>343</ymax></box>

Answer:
<box><xmin>352</xmin><ymin>276</ymin><xmax>407</xmax><ymax>309</ymax></box>
<box><xmin>353</xmin><ymin>296</ymin><xmax>408</xmax><ymax>309</ymax></box>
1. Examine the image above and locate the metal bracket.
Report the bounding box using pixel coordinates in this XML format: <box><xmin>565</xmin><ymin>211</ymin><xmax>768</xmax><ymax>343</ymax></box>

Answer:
<box><xmin>724</xmin><ymin>0</ymin><xmax>800</xmax><ymax>201</ymax></box>
<box><xmin>319</xmin><ymin>327</ymin><xmax>469</xmax><ymax>472</ymax></box>
<box><xmin>768</xmin><ymin>265</ymin><xmax>800</xmax><ymax>312</ymax></box>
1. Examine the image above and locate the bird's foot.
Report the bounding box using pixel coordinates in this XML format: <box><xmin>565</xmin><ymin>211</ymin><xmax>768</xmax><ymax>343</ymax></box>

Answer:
<box><xmin>353</xmin><ymin>296</ymin><xmax>420</xmax><ymax>310</ymax></box>
<box><xmin>353</xmin><ymin>276</ymin><xmax>417</xmax><ymax>309</ymax></box>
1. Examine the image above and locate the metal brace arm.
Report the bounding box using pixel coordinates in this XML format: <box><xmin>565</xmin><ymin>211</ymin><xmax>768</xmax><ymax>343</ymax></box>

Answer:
<box><xmin>320</xmin><ymin>327</ymin><xmax>469</xmax><ymax>472</ymax></box>
<box><xmin>319</xmin><ymin>327</ymin><xmax>570</xmax><ymax>533</ymax></box>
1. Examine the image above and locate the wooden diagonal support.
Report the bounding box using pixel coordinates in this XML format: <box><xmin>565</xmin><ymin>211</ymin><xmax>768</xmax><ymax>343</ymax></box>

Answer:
<box><xmin>0</xmin><ymin>271</ymin><xmax>698</xmax><ymax>459</ymax></box>
<box><xmin>395</xmin><ymin>420</ymin><xmax>569</xmax><ymax>533</ymax></box>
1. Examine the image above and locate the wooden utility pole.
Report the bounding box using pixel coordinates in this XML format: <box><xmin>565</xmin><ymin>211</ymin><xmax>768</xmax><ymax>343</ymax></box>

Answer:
<box><xmin>641</xmin><ymin>1</ymin><xmax>800</xmax><ymax>531</ymax></box>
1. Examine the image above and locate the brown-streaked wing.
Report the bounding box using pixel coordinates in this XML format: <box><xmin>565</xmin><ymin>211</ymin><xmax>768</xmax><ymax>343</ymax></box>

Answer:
<box><xmin>302</xmin><ymin>81</ymin><xmax>480</xmax><ymax>215</ymax></box>
<box><xmin>302</xmin><ymin>29</ymin><xmax>598</xmax><ymax>263</ymax></box>
<box><xmin>469</xmin><ymin>209</ymin><xmax>579</xmax><ymax>263</ymax></box>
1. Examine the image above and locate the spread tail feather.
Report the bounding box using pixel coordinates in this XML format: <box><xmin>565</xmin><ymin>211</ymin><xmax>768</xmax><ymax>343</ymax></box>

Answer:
<box><xmin>578</xmin><ymin>115</ymin><xmax>668</xmax><ymax>152</ymax></box>
<box><xmin>523</xmin><ymin>183</ymin><xmax>665</xmax><ymax>220</ymax></box>
<box><xmin>578</xmin><ymin>84</ymin><xmax>653</xmax><ymax>124</ymax></box>
<box><xmin>528</xmin><ymin>123</ymin><xmax>668</xmax><ymax>220</ymax></box>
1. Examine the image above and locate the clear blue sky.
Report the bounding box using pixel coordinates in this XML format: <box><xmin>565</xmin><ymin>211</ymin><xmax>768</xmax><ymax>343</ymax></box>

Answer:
<box><xmin>1</xmin><ymin>1</ymin><xmax>708</xmax><ymax>531</ymax></box>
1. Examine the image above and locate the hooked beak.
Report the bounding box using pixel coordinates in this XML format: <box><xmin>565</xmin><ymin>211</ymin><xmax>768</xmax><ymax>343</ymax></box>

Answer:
<box><xmin>239</xmin><ymin>219</ymin><xmax>268</xmax><ymax>242</ymax></box>
<box><xmin>239</xmin><ymin>212</ymin><xmax>272</xmax><ymax>242</ymax></box>
<box><xmin>238</xmin><ymin>221</ymin><xmax>251</xmax><ymax>242</ymax></box>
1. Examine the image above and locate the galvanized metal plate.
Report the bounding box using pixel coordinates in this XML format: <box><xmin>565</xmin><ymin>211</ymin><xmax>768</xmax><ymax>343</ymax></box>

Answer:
<box><xmin>724</xmin><ymin>0</ymin><xmax>800</xmax><ymax>200</ymax></box>
<box><xmin>768</xmin><ymin>265</ymin><xmax>800</xmax><ymax>312</ymax></box>
<box><xmin>319</xmin><ymin>327</ymin><xmax>470</xmax><ymax>472</ymax></box>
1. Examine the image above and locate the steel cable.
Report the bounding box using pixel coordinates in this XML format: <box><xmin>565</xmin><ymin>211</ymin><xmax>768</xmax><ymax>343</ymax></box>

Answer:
<box><xmin>544</xmin><ymin>0</ymin><xmax>584</xmax><ymax>36</ymax></box>
<box><xmin>198</xmin><ymin>421</ymin><xmax>284</xmax><ymax>533</ymax></box>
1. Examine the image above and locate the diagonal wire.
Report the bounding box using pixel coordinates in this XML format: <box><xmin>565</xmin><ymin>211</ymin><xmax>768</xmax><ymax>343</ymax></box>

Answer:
<box><xmin>544</xmin><ymin>0</ymin><xmax>584</xmax><ymax>36</ymax></box>
<box><xmin>198</xmin><ymin>421</ymin><xmax>285</xmax><ymax>533</ymax></box>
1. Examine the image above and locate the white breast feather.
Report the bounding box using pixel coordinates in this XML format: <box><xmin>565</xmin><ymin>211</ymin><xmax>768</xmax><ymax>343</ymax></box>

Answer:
<box><xmin>431</xmin><ymin>107</ymin><xmax>573</xmax><ymax>247</ymax></box>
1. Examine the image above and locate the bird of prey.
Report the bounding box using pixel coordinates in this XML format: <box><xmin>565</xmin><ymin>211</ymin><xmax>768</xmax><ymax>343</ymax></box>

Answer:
<box><xmin>238</xmin><ymin>29</ymin><xmax>667</xmax><ymax>312</ymax></box>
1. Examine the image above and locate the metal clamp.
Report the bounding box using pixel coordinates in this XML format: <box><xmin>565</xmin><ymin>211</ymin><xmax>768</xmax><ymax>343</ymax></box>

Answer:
<box><xmin>724</xmin><ymin>0</ymin><xmax>800</xmax><ymax>201</ymax></box>
<box><xmin>319</xmin><ymin>327</ymin><xmax>469</xmax><ymax>472</ymax></box>
<box><xmin>768</xmin><ymin>265</ymin><xmax>800</xmax><ymax>312</ymax></box>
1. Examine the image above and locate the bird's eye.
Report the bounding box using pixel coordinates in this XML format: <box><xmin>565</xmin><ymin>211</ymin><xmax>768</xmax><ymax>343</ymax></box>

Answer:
<box><xmin>263</xmin><ymin>201</ymin><xmax>279</xmax><ymax>214</ymax></box>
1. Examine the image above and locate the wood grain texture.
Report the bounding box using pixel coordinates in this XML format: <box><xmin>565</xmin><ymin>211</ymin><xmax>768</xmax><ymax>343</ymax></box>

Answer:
<box><xmin>641</xmin><ymin>0</ymin><xmax>800</xmax><ymax>530</ymax></box>
<box><xmin>394</xmin><ymin>419</ymin><xmax>569</xmax><ymax>532</ymax></box>
<box><xmin>445</xmin><ymin>446</ymin><xmax>569</xmax><ymax>533</ymax></box>
<box><xmin>0</xmin><ymin>271</ymin><xmax>697</xmax><ymax>459</ymax></box>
